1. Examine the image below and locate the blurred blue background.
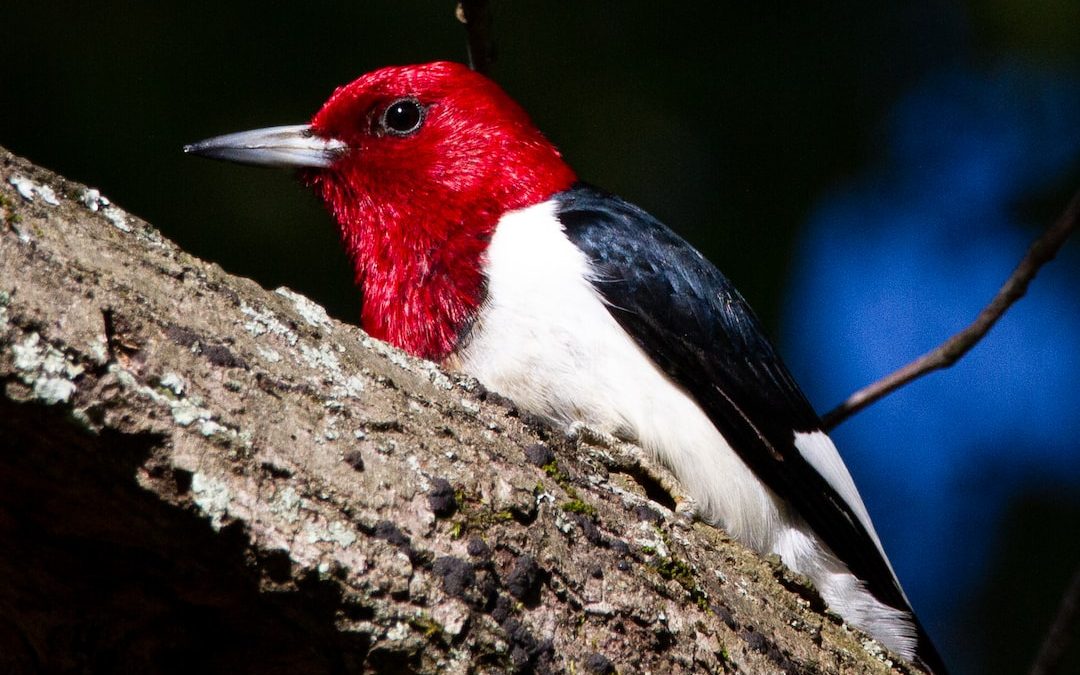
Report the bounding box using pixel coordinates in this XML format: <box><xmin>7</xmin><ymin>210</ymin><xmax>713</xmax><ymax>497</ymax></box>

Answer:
<box><xmin>784</xmin><ymin>62</ymin><xmax>1080</xmax><ymax>671</ymax></box>
<box><xmin>2</xmin><ymin>2</ymin><xmax>1078</xmax><ymax>672</ymax></box>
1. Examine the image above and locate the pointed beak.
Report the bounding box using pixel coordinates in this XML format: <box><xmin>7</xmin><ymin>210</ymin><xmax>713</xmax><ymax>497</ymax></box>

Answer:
<box><xmin>183</xmin><ymin>124</ymin><xmax>347</xmax><ymax>168</ymax></box>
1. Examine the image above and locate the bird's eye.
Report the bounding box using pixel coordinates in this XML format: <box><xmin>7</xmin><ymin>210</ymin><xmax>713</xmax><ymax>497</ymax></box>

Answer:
<box><xmin>380</xmin><ymin>98</ymin><xmax>425</xmax><ymax>136</ymax></box>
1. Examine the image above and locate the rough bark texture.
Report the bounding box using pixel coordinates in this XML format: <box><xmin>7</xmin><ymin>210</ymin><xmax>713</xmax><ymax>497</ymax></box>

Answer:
<box><xmin>0</xmin><ymin>146</ymin><xmax>922</xmax><ymax>674</ymax></box>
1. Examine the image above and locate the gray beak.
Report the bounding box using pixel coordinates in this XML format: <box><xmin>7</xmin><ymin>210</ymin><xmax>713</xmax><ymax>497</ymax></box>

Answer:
<box><xmin>184</xmin><ymin>124</ymin><xmax>347</xmax><ymax>168</ymax></box>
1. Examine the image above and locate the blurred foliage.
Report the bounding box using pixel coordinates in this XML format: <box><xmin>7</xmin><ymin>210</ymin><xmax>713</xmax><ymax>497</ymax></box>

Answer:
<box><xmin>968</xmin><ymin>0</ymin><xmax>1080</xmax><ymax>60</ymax></box>
<box><xmin>962</xmin><ymin>486</ymin><xmax>1080</xmax><ymax>674</ymax></box>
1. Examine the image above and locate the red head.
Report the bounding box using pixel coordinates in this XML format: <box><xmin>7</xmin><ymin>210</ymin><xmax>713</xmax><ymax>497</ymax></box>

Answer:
<box><xmin>307</xmin><ymin>62</ymin><xmax>576</xmax><ymax>359</ymax></box>
<box><xmin>187</xmin><ymin>62</ymin><xmax>576</xmax><ymax>359</ymax></box>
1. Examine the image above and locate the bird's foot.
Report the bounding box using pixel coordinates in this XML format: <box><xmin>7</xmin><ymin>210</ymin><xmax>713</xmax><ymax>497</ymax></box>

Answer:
<box><xmin>566</xmin><ymin>421</ymin><xmax>622</xmax><ymax>449</ymax></box>
<box><xmin>568</xmin><ymin>422</ymin><xmax>696</xmax><ymax>519</ymax></box>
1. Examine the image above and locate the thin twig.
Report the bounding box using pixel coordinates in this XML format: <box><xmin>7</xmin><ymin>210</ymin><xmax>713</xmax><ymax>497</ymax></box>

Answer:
<box><xmin>456</xmin><ymin>0</ymin><xmax>495</xmax><ymax>74</ymax></box>
<box><xmin>823</xmin><ymin>186</ymin><xmax>1080</xmax><ymax>430</ymax></box>
<box><xmin>1028</xmin><ymin>563</ymin><xmax>1080</xmax><ymax>675</ymax></box>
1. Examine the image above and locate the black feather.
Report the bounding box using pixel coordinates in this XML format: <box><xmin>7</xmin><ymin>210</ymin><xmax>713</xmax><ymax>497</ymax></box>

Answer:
<box><xmin>555</xmin><ymin>183</ymin><xmax>945</xmax><ymax>672</ymax></box>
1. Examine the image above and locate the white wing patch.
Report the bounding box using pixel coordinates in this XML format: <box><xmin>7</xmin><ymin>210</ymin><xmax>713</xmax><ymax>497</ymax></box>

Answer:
<box><xmin>792</xmin><ymin>431</ymin><xmax>901</xmax><ymax>584</ymax></box>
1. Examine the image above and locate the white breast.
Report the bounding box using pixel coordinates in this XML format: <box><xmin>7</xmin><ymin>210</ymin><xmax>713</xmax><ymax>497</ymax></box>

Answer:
<box><xmin>455</xmin><ymin>200</ymin><xmax>918</xmax><ymax>660</ymax></box>
<box><xmin>457</xmin><ymin>200</ymin><xmax>780</xmax><ymax>546</ymax></box>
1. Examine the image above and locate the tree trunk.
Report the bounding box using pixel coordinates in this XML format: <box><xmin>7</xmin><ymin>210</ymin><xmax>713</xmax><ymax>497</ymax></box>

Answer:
<box><xmin>0</xmin><ymin>147</ymin><xmax>920</xmax><ymax>674</ymax></box>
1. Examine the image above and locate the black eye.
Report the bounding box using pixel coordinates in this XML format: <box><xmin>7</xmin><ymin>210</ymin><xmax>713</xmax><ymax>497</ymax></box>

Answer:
<box><xmin>381</xmin><ymin>98</ymin><xmax>425</xmax><ymax>136</ymax></box>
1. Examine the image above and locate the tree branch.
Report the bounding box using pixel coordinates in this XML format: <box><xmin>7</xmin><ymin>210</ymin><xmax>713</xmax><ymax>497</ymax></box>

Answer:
<box><xmin>823</xmin><ymin>186</ymin><xmax>1080</xmax><ymax>430</ymax></box>
<box><xmin>1028</xmin><ymin>562</ymin><xmax>1080</xmax><ymax>675</ymax></box>
<box><xmin>456</xmin><ymin>1</ymin><xmax>495</xmax><ymax>74</ymax></box>
<box><xmin>0</xmin><ymin>147</ymin><xmax>922</xmax><ymax>672</ymax></box>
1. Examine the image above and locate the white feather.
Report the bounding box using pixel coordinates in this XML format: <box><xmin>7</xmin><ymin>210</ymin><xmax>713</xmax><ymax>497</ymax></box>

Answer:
<box><xmin>793</xmin><ymin>430</ymin><xmax>903</xmax><ymax>586</ymax></box>
<box><xmin>455</xmin><ymin>200</ymin><xmax>917</xmax><ymax>659</ymax></box>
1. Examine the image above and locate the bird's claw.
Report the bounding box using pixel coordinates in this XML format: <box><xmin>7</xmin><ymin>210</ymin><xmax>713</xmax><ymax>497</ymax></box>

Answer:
<box><xmin>566</xmin><ymin>421</ymin><xmax>621</xmax><ymax>450</ymax></box>
<box><xmin>569</xmin><ymin>423</ymin><xmax>695</xmax><ymax>519</ymax></box>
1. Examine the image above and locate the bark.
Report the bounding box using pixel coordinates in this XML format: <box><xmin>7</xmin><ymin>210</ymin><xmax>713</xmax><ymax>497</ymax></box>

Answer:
<box><xmin>0</xmin><ymin>146</ymin><xmax>921</xmax><ymax>674</ymax></box>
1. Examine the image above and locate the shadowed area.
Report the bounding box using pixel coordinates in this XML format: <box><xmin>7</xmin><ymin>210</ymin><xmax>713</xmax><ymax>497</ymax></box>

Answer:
<box><xmin>0</xmin><ymin>398</ymin><xmax>373</xmax><ymax>674</ymax></box>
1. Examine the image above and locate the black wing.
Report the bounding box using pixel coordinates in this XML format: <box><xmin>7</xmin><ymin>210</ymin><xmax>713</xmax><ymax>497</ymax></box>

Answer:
<box><xmin>555</xmin><ymin>183</ymin><xmax>907</xmax><ymax>611</ymax></box>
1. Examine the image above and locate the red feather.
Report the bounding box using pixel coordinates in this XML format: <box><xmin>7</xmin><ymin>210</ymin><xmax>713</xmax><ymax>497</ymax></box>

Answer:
<box><xmin>304</xmin><ymin>62</ymin><xmax>576</xmax><ymax>360</ymax></box>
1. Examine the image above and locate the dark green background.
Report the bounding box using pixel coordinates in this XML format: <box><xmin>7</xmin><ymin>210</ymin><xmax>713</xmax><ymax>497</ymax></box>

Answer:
<box><xmin>1</xmin><ymin>2</ymin><xmax>980</xmax><ymax>331</ymax></box>
<box><xmin>3</xmin><ymin>3</ymin><xmax>1079</xmax><ymax>673</ymax></box>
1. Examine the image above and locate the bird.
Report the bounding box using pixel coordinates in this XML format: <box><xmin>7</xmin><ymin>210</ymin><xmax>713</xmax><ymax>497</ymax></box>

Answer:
<box><xmin>185</xmin><ymin>61</ymin><xmax>945</xmax><ymax>672</ymax></box>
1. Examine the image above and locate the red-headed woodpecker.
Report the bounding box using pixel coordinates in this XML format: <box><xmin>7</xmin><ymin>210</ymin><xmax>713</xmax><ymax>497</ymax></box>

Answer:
<box><xmin>186</xmin><ymin>61</ymin><xmax>945</xmax><ymax>672</ymax></box>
